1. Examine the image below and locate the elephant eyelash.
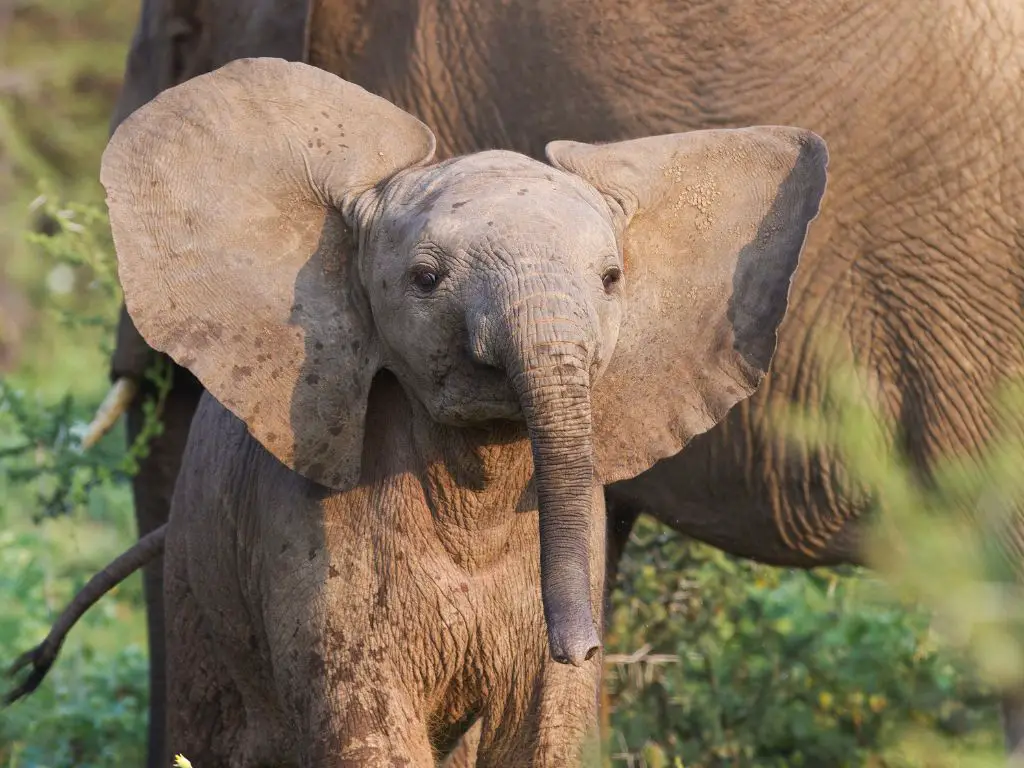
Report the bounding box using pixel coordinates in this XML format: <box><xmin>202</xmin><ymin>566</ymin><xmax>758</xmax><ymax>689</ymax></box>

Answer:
<box><xmin>409</xmin><ymin>264</ymin><xmax>445</xmax><ymax>293</ymax></box>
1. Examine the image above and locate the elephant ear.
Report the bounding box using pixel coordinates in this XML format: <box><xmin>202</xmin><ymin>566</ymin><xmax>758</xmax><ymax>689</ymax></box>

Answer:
<box><xmin>101</xmin><ymin>57</ymin><xmax>436</xmax><ymax>490</ymax></box>
<box><xmin>546</xmin><ymin>127</ymin><xmax>827</xmax><ymax>485</ymax></box>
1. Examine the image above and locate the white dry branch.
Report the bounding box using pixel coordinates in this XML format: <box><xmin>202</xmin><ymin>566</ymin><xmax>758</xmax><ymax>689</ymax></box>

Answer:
<box><xmin>605</xmin><ymin>643</ymin><xmax>681</xmax><ymax>691</ymax></box>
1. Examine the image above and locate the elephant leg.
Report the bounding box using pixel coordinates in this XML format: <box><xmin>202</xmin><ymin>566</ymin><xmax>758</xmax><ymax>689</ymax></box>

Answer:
<box><xmin>604</xmin><ymin>492</ymin><xmax>643</xmax><ymax>595</ymax></box>
<box><xmin>473</xmin><ymin>652</ymin><xmax>601</xmax><ymax>767</ymax></box>
<box><xmin>598</xmin><ymin>492</ymin><xmax>644</xmax><ymax>754</ymax></box>
<box><xmin>1002</xmin><ymin>692</ymin><xmax>1024</xmax><ymax>764</ymax></box>
<box><xmin>164</xmin><ymin>544</ymin><xmax>246</xmax><ymax>766</ymax></box>
<box><xmin>125</xmin><ymin>364</ymin><xmax>203</xmax><ymax>768</ymax></box>
<box><xmin>440</xmin><ymin>722</ymin><xmax>481</xmax><ymax>768</ymax></box>
<box><xmin>302</xmin><ymin>696</ymin><xmax>435</xmax><ymax>767</ymax></box>
<box><xmin>534</xmin><ymin>653</ymin><xmax>603</xmax><ymax>767</ymax></box>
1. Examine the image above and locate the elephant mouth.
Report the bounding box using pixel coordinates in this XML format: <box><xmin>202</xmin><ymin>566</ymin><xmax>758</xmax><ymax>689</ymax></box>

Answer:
<box><xmin>428</xmin><ymin>363</ymin><xmax>523</xmax><ymax>426</ymax></box>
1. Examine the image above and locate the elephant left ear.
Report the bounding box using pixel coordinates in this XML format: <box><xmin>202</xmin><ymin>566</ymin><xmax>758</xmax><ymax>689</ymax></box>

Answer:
<box><xmin>546</xmin><ymin>127</ymin><xmax>828</xmax><ymax>485</ymax></box>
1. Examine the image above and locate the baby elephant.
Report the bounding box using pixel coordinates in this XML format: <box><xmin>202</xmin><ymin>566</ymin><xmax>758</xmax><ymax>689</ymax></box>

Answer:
<box><xmin>101</xmin><ymin>58</ymin><xmax>826</xmax><ymax>766</ymax></box>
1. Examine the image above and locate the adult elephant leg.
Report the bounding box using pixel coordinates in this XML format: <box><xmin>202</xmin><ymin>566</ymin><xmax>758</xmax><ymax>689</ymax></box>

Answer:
<box><xmin>604</xmin><ymin>493</ymin><xmax>643</xmax><ymax>596</ymax></box>
<box><xmin>996</xmin><ymin>513</ymin><xmax>1024</xmax><ymax>760</ymax></box>
<box><xmin>1002</xmin><ymin>692</ymin><xmax>1024</xmax><ymax>763</ymax></box>
<box><xmin>598</xmin><ymin>493</ymin><xmax>643</xmax><ymax>759</ymax></box>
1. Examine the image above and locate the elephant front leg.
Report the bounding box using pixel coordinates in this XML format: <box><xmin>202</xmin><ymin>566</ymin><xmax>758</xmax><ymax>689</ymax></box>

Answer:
<box><xmin>472</xmin><ymin>652</ymin><xmax>602</xmax><ymax>768</ymax></box>
<box><xmin>164</xmin><ymin>545</ymin><xmax>247</xmax><ymax>766</ymax></box>
<box><xmin>440</xmin><ymin>721</ymin><xmax>481</xmax><ymax>768</ymax></box>
<box><xmin>126</xmin><ymin>365</ymin><xmax>204</xmax><ymax>768</ymax></box>
<box><xmin>274</xmin><ymin>626</ymin><xmax>434</xmax><ymax>765</ymax></box>
<box><xmin>536</xmin><ymin>656</ymin><xmax>603</xmax><ymax>767</ymax></box>
<box><xmin>302</xmin><ymin>688</ymin><xmax>436</xmax><ymax>768</ymax></box>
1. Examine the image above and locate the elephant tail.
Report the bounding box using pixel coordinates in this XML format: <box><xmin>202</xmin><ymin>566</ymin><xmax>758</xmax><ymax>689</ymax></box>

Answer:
<box><xmin>3</xmin><ymin>523</ymin><xmax>167</xmax><ymax>706</ymax></box>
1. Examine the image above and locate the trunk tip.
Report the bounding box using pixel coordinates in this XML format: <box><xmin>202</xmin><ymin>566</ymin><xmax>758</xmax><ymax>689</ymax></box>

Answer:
<box><xmin>548</xmin><ymin>623</ymin><xmax>601</xmax><ymax>668</ymax></box>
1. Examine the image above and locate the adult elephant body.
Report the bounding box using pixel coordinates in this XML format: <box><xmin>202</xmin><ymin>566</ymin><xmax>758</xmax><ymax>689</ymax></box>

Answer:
<box><xmin>107</xmin><ymin>1</ymin><xmax>1024</xmax><ymax>765</ymax></box>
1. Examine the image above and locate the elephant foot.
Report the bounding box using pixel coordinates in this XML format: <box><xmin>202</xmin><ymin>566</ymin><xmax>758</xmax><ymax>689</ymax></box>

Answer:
<box><xmin>1001</xmin><ymin>691</ymin><xmax>1024</xmax><ymax>765</ymax></box>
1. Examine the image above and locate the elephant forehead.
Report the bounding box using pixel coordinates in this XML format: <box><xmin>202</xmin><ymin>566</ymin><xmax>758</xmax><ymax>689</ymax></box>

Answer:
<box><xmin>439</xmin><ymin>149</ymin><xmax>556</xmax><ymax>181</ymax></box>
<box><xmin>419</xmin><ymin>184</ymin><xmax>615</xmax><ymax>255</ymax></box>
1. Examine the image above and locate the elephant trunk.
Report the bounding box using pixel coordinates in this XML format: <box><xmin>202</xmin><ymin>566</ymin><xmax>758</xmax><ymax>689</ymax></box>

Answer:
<box><xmin>503</xmin><ymin>307</ymin><xmax>600</xmax><ymax>667</ymax></box>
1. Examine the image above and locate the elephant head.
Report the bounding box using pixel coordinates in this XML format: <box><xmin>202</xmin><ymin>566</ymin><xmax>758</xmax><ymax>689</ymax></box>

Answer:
<box><xmin>101</xmin><ymin>58</ymin><xmax>827</xmax><ymax>667</ymax></box>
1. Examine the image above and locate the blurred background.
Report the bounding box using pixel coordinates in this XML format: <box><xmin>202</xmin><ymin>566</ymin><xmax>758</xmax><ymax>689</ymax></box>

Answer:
<box><xmin>0</xmin><ymin>2</ymin><xmax>1020</xmax><ymax>766</ymax></box>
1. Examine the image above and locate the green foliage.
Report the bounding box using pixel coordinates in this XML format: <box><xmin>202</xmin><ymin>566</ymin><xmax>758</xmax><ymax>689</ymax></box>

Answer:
<box><xmin>0</xmin><ymin>195</ymin><xmax>162</xmax><ymax>765</ymax></box>
<box><xmin>0</xmin><ymin>194</ymin><xmax>169</xmax><ymax>766</ymax></box>
<box><xmin>0</xmin><ymin>516</ymin><xmax>148</xmax><ymax>768</ymax></box>
<box><xmin>605</xmin><ymin>526</ymin><xmax>1002</xmax><ymax>766</ymax></box>
<box><xmin>1</xmin><ymin>2</ymin><xmax>152</xmax><ymax>765</ymax></box>
<box><xmin>785</xmin><ymin>370</ymin><xmax>1024</xmax><ymax>686</ymax></box>
<box><xmin>0</xmin><ymin>193</ymin><xmax>170</xmax><ymax>524</ymax></box>
<box><xmin>604</xmin><ymin>364</ymin><xmax>1024</xmax><ymax>766</ymax></box>
<box><xmin>0</xmin><ymin>193</ymin><xmax>171</xmax><ymax>521</ymax></box>
<box><xmin>1</xmin><ymin>0</ymin><xmax>137</xmax><ymax>387</ymax></box>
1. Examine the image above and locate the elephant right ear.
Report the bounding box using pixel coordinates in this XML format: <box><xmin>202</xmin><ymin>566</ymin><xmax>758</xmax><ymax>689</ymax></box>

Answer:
<box><xmin>101</xmin><ymin>58</ymin><xmax>436</xmax><ymax>490</ymax></box>
<box><xmin>548</xmin><ymin>127</ymin><xmax>826</xmax><ymax>486</ymax></box>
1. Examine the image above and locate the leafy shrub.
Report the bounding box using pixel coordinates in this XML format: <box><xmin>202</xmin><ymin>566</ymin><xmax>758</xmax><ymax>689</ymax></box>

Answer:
<box><xmin>605</xmin><ymin>524</ymin><xmax>1002</xmax><ymax>767</ymax></box>
<box><xmin>603</xmin><ymin>367</ymin><xmax>1024</xmax><ymax>767</ymax></box>
<box><xmin>0</xmin><ymin>516</ymin><xmax>147</xmax><ymax>768</ymax></box>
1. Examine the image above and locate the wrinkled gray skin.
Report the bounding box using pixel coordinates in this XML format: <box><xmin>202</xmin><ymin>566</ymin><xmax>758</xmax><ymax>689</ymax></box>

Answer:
<box><xmin>103</xmin><ymin>58</ymin><xmax>823</xmax><ymax>765</ymax></box>
<box><xmin>105</xmin><ymin>1</ymin><xmax>1023</xmax><ymax>765</ymax></box>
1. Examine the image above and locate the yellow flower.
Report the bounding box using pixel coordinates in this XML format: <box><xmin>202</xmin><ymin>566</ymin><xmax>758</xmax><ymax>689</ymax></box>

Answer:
<box><xmin>174</xmin><ymin>756</ymin><xmax>194</xmax><ymax>768</ymax></box>
<box><xmin>818</xmin><ymin>691</ymin><xmax>834</xmax><ymax>710</ymax></box>
<box><xmin>868</xmin><ymin>694</ymin><xmax>887</xmax><ymax>713</ymax></box>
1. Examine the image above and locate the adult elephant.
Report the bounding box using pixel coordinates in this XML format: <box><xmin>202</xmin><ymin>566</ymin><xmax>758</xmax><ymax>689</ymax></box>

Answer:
<box><xmin>97</xmin><ymin>1</ymin><xmax>1023</xmax><ymax>765</ymax></box>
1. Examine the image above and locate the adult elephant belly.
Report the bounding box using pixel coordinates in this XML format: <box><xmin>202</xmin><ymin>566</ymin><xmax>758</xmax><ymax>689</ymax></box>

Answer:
<box><xmin>310</xmin><ymin>0</ymin><xmax>1024</xmax><ymax>571</ymax></box>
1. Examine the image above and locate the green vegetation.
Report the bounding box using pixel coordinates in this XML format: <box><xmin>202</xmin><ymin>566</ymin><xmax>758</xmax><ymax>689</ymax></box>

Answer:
<box><xmin>605</xmin><ymin>527</ymin><xmax>1002</xmax><ymax>767</ymax></box>
<box><xmin>0</xmin><ymin>2</ymin><xmax>1019</xmax><ymax>766</ymax></box>
<box><xmin>1</xmin><ymin>3</ymin><xmax>150</xmax><ymax>767</ymax></box>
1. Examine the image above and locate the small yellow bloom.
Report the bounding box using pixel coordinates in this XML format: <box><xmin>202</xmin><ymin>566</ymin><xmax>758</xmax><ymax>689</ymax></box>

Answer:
<box><xmin>868</xmin><ymin>694</ymin><xmax>887</xmax><ymax>713</ymax></box>
<box><xmin>818</xmin><ymin>691</ymin><xmax>834</xmax><ymax>710</ymax></box>
<box><xmin>174</xmin><ymin>756</ymin><xmax>194</xmax><ymax>768</ymax></box>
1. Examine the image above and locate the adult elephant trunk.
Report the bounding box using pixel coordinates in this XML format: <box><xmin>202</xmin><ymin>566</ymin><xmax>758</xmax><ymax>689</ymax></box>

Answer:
<box><xmin>501</xmin><ymin>299</ymin><xmax>601</xmax><ymax>667</ymax></box>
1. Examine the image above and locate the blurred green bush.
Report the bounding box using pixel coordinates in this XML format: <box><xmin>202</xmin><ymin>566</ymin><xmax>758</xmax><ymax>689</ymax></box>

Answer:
<box><xmin>0</xmin><ymin>513</ymin><xmax>148</xmax><ymax>768</ymax></box>
<box><xmin>605</xmin><ymin>524</ymin><xmax>1002</xmax><ymax>767</ymax></box>
<box><xmin>0</xmin><ymin>2</ymin><xmax>1019</xmax><ymax>767</ymax></box>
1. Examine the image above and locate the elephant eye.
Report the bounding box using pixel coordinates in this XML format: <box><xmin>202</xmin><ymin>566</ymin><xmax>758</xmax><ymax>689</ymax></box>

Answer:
<box><xmin>410</xmin><ymin>266</ymin><xmax>441</xmax><ymax>292</ymax></box>
<box><xmin>602</xmin><ymin>266</ymin><xmax>623</xmax><ymax>293</ymax></box>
